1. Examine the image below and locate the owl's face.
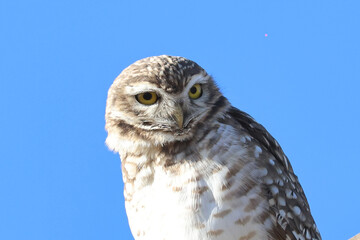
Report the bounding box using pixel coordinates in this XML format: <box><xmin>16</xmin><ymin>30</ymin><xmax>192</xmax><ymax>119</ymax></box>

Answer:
<box><xmin>105</xmin><ymin>55</ymin><xmax>228</xmax><ymax>149</ymax></box>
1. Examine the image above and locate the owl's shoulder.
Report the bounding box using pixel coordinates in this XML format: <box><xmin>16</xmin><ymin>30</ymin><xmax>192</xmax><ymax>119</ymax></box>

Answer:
<box><xmin>222</xmin><ymin>107</ymin><xmax>321</xmax><ymax>240</ymax></box>
<box><xmin>223</xmin><ymin>106</ymin><xmax>293</xmax><ymax>173</ymax></box>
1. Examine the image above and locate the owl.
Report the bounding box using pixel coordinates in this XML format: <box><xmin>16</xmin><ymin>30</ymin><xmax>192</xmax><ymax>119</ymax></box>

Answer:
<box><xmin>105</xmin><ymin>55</ymin><xmax>321</xmax><ymax>240</ymax></box>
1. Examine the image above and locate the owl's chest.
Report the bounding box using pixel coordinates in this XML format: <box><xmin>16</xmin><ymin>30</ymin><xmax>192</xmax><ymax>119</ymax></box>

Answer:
<box><xmin>121</xmin><ymin>124</ymin><xmax>271</xmax><ymax>240</ymax></box>
<box><xmin>125</xmin><ymin>164</ymin><xmax>269</xmax><ymax>240</ymax></box>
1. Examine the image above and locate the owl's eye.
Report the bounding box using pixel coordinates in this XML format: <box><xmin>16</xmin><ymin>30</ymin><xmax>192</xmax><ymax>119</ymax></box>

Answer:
<box><xmin>188</xmin><ymin>84</ymin><xmax>202</xmax><ymax>99</ymax></box>
<box><xmin>136</xmin><ymin>92</ymin><xmax>158</xmax><ymax>105</ymax></box>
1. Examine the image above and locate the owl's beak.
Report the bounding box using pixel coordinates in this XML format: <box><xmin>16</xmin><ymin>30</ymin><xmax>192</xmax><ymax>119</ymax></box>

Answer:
<box><xmin>172</xmin><ymin>105</ymin><xmax>184</xmax><ymax>129</ymax></box>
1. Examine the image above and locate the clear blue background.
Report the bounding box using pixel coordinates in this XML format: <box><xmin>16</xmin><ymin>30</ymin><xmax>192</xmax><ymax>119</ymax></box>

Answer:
<box><xmin>1</xmin><ymin>1</ymin><xmax>359</xmax><ymax>239</ymax></box>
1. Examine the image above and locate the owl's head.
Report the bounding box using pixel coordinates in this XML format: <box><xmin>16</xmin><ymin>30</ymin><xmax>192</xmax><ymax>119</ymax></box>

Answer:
<box><xmin>105</xmin><ymin>55</ymin><xmax>229</xmax><ymax>152</ymax></box>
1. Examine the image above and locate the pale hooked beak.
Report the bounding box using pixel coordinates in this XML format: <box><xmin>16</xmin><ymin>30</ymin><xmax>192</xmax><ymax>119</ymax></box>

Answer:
<box><xmin>171</xmin><ymin>104</ymin><xmax>184</xmax><ymax>129</ymax></box>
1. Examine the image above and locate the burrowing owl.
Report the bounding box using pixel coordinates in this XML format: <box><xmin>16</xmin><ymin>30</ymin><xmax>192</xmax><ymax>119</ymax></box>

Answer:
<box><xmin>105</xmin><ymin>55</ymin><xmax>321</xmax><ymax>240</ymax></box>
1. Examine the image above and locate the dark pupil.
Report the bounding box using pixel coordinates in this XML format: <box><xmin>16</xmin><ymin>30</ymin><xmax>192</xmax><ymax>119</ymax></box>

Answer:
<box><xmin>143</xmin><ymin>92</ymin><xmax>152</xmax><ymax>100</ymax></box>
<box><xmin>190</xmin><ymin>87</ymin><xmax>197</xmax><ymax>94</ymax></box>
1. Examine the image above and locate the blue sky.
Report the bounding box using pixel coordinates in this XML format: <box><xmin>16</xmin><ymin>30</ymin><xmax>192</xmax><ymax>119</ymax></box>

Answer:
<box><xmin>1</xmin><ymin>1</ymin><xmax>359</xmax><ymax>239</ymax></box>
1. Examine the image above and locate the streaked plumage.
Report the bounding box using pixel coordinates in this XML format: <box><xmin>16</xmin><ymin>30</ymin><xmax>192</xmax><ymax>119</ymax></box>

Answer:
<box><xmin>105</xmin><ymin>55</ymin><xmax>321</xmax><ymax>240</ymax></box>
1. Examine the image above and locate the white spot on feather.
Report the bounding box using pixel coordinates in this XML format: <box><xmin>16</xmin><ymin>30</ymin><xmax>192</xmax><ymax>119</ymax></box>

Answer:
<box><xmin>279</xmin><ymin>209</ymin><xmax>286</xmax><ymax>217</ymax></box>
<box><xmin>278</xmin><ymin>197</ymin><xmax>286</xmax><ymax>206</ymax></box>
<box><xmin>292</xmin><ymin>230</ymin><xmax>305</xmax><ymax>240</ymax></box>
<box><xmin>305</xmin><ymin>229</ymin><xmax>311</xmax><ymax>239</ymax></box>
<box><xmin>285</xmin><ymin>189</ymin><xmax>297</xmax><ymax>199</ymax></box>
<box><xmin>264</xmin><ymin>177</ymin><xmax>273</xmax><ymax>185</ymax></box>
<box><xmin>269</xmin><ymin>158</ymin><xmax>275</xmax><ymax>165</ymax></box>
<box><xmin>254</xmin><ymin>146</ymin><xmax>262</xmax><ymax>158</ymax></box>
<box><xmin>269</xmin><ymin>198</ymin><xmax>276</xmax><ymax>206</ymax></box>
<box><xmin>293</xmin><ymin>206</ymin><xmax>301</xmax><ymax>216</ymax></box>
<box><xmin>270</xmin><ymin>186</ymin><xmax>279</xmax><ymax>195</ymax></box>
<box><xmin>258</xmin><ymin>168</ymin><xmax>268</xmax><ymax>177</ymax></box>
<box><xmin>277</xmin><ymin>179</ymin><xmax>284</xmax><ymax>186</ymax></box>
<box><xmin>264</xmin><ymin>217</ymin><xmax>273</xmax><ymax>229</ymax></box>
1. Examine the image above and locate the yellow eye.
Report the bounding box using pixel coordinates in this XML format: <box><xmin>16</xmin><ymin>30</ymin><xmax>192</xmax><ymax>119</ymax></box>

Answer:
<box><xmin>188</xmin><ymin>84</ymin><xmax>202</xmax><ymax>99</ymax></box>
<box><xmin>136</xmin><ymin>92</ymin><xmax>158</xmax><ymax>105</ymax></box>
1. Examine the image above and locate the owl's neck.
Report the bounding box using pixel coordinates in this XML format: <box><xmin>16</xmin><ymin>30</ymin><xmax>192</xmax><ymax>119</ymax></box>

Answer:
<box><xmin>119</xmin><ymin>137</ymin><xmax>195</xmax><ymax>164</ymax></box>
